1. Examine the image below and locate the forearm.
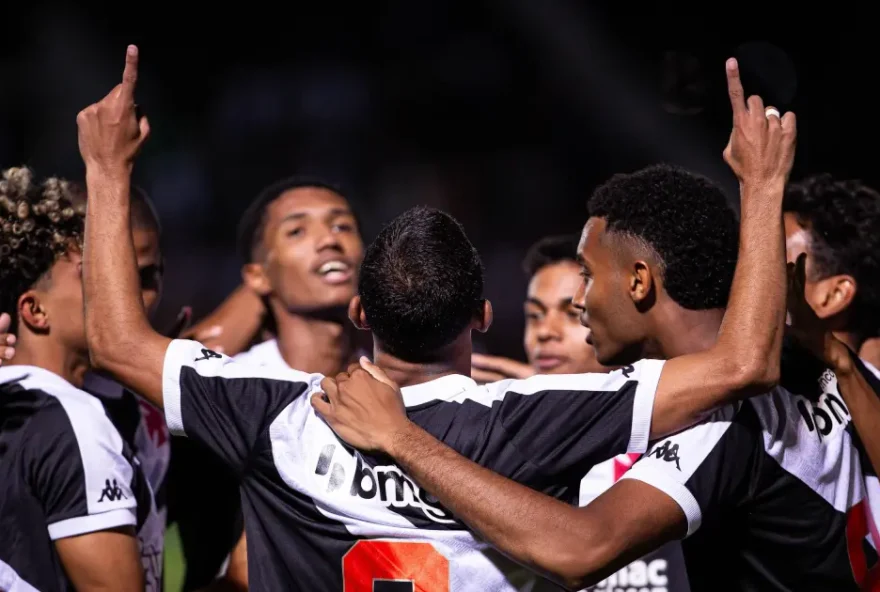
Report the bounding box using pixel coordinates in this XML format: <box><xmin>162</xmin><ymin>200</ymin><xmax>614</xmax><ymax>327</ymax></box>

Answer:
<box><xmin>836</xmin><ymin>360</ymin><xmax>880</xmax><ymax>477</ymax></box>
<box><xmin>83</xmin><ymin>169</ymin><xmax>169</xmax><ymax>406</ymax></box>
<box><xmin>716</xmin><ymin>182</ymin><xmax>786</xmax><ymax>385</ymax></box>
<box><xmin>388</xmin><ymin>422</ymin><xmax>611</xmax><ymax>588</ymax></box>
<box><xmin>184</xmin><ymin>285</ymin><xmax>265</xmax><ymax>356</ymax></box>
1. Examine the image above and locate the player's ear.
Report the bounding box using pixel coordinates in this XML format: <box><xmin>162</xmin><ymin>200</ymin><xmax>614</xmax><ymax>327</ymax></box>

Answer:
<box><xmin>348</xmin><ymin>295</ymin><xmax>370</xmax><ymax>331</ymax></box>
<box><xmin>18</xmin><ymin>289</ymin><xmax>50</xmax><ymax>334</ymax></box>
<box><xmin>474</xmin><ymin>299</ymin><xmax>493</xmax><ymax>334</ymax></box>
<box><xmin>631</xmin><ymin>260</ymin><xmax>656</xmax><ymax>312</ymax></box>
<box><xmin>812</xmin><ymin>274</ymin><xmax>856</xmax><ymax>320</ymax></box>
<box><xmin>242</xmin><ymin>263</ymin><xmax>271</xmax><ymax>297</ymax></box>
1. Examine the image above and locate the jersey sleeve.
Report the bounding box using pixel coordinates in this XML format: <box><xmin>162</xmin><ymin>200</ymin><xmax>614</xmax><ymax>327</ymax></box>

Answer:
<box><xmin>620</xmin><ymin>402</ymin><xmax>760</xmax><ymax>536</ymax></box>
<box><xmin>483</xmin><ymin>359</ymin><xmax>664</xmax><ymax>480</ymax></box>
<box><xmin>28</xmin><ymin>401</ymin><xmax>138</xmax><ymax>540</ymax></box>
<box><xmin>162</xmin><ymin>338</ymin><xmax>322</xmax><ymax>474</ymax></box>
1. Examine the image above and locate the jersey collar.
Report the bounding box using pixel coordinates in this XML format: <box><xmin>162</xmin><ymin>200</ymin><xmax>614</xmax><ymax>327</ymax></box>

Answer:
<box><xmin>400</xmin><ymin>374</ymin><xmax>477</xmax><ymax>407</ymax></box>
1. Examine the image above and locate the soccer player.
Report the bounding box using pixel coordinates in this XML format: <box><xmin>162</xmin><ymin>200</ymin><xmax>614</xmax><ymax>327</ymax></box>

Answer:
<box><xmin>783</xmin><ymin>174</ymin><xmax>880</xmax><ymax>376</ymax></box>
<box><xmin>173</xmin><ymin>176</ymin><xmax>365</xmax><ymax>589</ymax></box>
<box><xmin>77</xmin><ymin>48</ymin><xmax>789</xmax><ymax>591</ymax></box>
<box><xmin>0</xmin><ymin>167</ymin><xmax>158</xmax><ymax>591</ymax></box>
<box><xmin>315</xmin><ymin>84</ymin><xmax>880</xmax><ymax>590</ymax></box>
<box><xmin>476</xmin><ymin>234</ymin><xmax>689</xmax><ymax>591</ymax></box>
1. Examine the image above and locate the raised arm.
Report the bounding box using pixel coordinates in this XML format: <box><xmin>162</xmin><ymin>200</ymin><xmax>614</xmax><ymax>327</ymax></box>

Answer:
<box><xmin>78</xmin><ymin>45</ymin><xmax>170</xmax><ymax>408</ymax></box>
<box><xmin>648</xmin><ymin>58</ymin><xmax>795</xmax><ymax>437</ymax></box>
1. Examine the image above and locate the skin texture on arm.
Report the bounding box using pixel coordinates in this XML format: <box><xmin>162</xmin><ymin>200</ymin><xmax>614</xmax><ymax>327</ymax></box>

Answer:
<box><xmin>78</xmin><ymin>46</ymin><xmax>170</xmax><ymax>409</ymax></box>
<box><xmin>55</xmin><ymin>527</ymin><xmax>144</xmax><ymax>592</ymax></box>
<box><xmin>313</xmin><ymin>58</ymin><xmax>797</xmax><ymax>589</ymax></box>
<box><xmin>184</xmin><ymin>285</ymin><xmax>266</xmax><ymax>357</ymax></box>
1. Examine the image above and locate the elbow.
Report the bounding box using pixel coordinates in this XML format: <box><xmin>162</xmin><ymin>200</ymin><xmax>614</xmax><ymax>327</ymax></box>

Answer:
<box><xmin>85</xmin><ymin>326</ymin><xmax>136</xmax><ymax>375</ymax></box>
<box><xmin>726</xmin><ymin>357</ymin><xmax>780</xmax><ymax>398</ymax></box>
<box><xmin>528</xmin><ymin>541</ymin><xmax>608</xmax><ymax>591</ymax></box>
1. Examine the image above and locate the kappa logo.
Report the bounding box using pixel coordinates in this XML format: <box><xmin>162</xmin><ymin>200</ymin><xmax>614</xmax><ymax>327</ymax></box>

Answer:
<box><xmin>97</xmin><ymin>479</ymin><xmax>127</xmax><ymax>502</ymax></box>
<box><xmin>646</xmin><ymin>441</ymin><xmax>681</xmax><ymax>471</ymax></box>
<box><xmin>314</xmin><ymin>444</ymin><xmax>454</xmax><ymax>524</ymax></box>
<box><xmin>194</xmin><ymin>348</ymin><xmax>222</xmax><ymax>362</ymax></box>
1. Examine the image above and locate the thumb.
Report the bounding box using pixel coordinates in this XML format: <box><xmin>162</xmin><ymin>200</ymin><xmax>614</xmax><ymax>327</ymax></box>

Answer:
<box><xmin>139</xmin><ymin>116</ymin><xmax>151</xmax><ymax>141</ymax></box>
<box><xmin>359</xmin><ymin>357</ymin><xmax>397</xmax><ymax>389</ymax></box>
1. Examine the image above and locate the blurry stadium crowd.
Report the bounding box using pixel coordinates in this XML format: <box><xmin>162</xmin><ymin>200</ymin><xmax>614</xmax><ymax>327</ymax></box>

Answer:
<box><xmin>2</xmin><ymin>46</ymin><xmax>880</xmax><ymax>592</ymax></box>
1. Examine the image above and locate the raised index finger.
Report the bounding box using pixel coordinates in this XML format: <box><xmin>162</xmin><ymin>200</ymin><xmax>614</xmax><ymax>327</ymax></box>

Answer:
<box><xmin>120</xmin><ymin>45</ymin><xmax>139</xmax><ymax>100</ymax></box>
<box><xmin>726</xmin><ymin>58</ymin><xmax>746</xmax><ymax>119</ymax></box>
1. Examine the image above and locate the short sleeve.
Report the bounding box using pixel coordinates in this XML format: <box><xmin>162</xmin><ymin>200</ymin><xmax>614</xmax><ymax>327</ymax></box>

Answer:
<box><xmin>486</xmin><ymin>359</ymin><xmax>664</xmax><ymax>479</ymax></box>
<box><xmin>620</xmin><ymin>402</ymin><xmax>759</xmax><ymax>536</ymax></box>
<box><xmin>162</xmin><ymin>339</ymin><xmax>322</xmax><ymax>474</ymax></box>
<box><xmin>27</xmin><ymin>400</ymin><xmax>137</xmax><ymax>540</ymax></box>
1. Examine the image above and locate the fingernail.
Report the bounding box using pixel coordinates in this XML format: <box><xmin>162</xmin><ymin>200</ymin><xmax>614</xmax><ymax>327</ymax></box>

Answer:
<box><xmin>6</xmin><ymin>334</ymin><xmax>15</xmax><ymax>345</ymax></box>
<box><xmin>128</xmin><ymin>45</ymin><xmax>138</xmax><ymax>56</ymax></box>
<box><xmin>202</xmin><ymin>325</ymin><xmax>223</xmax><ymax>339</ymax></box>
<box><xmin>726</xmin><ymin>58</ymin><xmax>737</xmax><ymax>70</ymax></box>
<box><xmin>4</xmin><ymin>347</ymin><xmax>14</xmax><ymax>360</ymax></box>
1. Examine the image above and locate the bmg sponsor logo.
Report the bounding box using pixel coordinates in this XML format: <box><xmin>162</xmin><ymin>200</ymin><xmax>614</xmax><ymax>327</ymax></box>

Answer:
<box><xmin>589</xmin><ymin>558</ymin><xmax>668</xmax><ymax>592</ymax></box>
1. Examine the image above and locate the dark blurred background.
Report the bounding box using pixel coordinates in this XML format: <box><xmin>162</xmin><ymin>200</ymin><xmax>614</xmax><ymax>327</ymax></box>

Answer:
<box><xmin>2</xmin><ymin>0</ymin><xmax>876</xmax><ymax>360</ymax></box>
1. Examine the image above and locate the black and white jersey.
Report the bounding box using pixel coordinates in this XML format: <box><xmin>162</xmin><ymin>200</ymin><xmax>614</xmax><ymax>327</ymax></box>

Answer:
<box><xmin>623</xmin><ymin>345</ymin><xmax>880</xmax><ymax>591</ymax></box>
<box><xmin>0</xmin><ymin>366</ymin><xmax>161</xmax><ymax>591</ymax></box>
<box><xmin>163</xmin><ymin>339</ymin><xmax>663</xmax><ymax>591</ymax></box>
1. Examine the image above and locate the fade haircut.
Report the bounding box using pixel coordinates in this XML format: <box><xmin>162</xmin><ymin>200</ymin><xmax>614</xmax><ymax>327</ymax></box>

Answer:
<box><xmin>784</xmin><ymin>174</ymin><xmax>880</xmax><ymax>335</ymax></box>
<box><xmin>0</xmin><ymin>167</ymin><xmax>85</xmax><ymax>333</ymax></box>
<box><xmin>358</xmin><ymin>206</ymin><xmax>484</xmax><ymax>361</ymax></box>
<box><xmin>587</xmin><ymin>164</ymin><xmax>738</xmax><ymax>310</ymax></box>
<box><xmin>522</xmin><ymin>234</ymin><xmax>581</xmax><ymax>278</ymax></box>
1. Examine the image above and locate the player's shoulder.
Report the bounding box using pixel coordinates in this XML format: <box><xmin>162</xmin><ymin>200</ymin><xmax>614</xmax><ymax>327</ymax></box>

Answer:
<box><xmin>484</xmin><ymin>358</ymin><xmax>666</xmax><ymax>397</ymax></box>
<box><xmin>0</xmin><ymin>366</ymin><xmax>121</xmax><ymax>450</ymax></box>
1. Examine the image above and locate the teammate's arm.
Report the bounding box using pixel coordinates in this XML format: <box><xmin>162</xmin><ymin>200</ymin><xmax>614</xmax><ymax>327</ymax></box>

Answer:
<box><xmin>184</xmin><ymin>285</ymin><xmax>266</xmax><ymax>357</ymax></box>
<box><xmin>78</xmin><ymin>45</ymin><xmax>169</xmax><ymax>409</ymax></box>
<box><xmin>55</xmin><ymin>528</ymin><xmax>144</xmax><ymax>592</ymax></box>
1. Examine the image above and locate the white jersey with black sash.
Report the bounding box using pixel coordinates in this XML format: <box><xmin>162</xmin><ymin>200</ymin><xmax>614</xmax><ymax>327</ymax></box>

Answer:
<box><xmin>163</xmin><ymin>338</ymin><xmax>662</xmax><ymax>591</ymax></box>
<box><xmin>0</xmin><ymin>366</ymin><xmax>161</xmax><ymax>591</ymax></box>
<box><xmin>623</xmin><ymin>344</ymin><xmax>880</xmax><ymax>591</ymax></box>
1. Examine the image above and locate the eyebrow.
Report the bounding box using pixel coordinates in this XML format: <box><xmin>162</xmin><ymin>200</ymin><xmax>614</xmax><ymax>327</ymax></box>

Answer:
<box><xmin>525</xmin><ymin>297</ymin><xmax>547</xmax><ymax>309</ymax></box>
<box><xmin>280</xmin><ymin>208</ymin><xmax>353</xmax><ymax>224</ymax></box>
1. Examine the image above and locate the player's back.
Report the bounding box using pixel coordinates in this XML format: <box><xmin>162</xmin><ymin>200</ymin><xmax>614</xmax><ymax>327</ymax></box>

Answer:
<box><xmin>163</xmin><ymin>339</ymin><xmax>664</xmax><ymax>591</ymax></box>
<box><xmin>623</xmin><ymin>343</ymin><xmax>880</xmax><ymax>591</ymax></box>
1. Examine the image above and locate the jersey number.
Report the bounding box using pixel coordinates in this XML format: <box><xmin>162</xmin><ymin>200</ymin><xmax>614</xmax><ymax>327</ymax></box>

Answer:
<box><xmin>343</xmin><ymin>540</ymin><xmax>449</xmax><ymax>592</ymax></box>
<box><xmin>846</xmin><ymin>500</ymin><xmax>880</xmax><ymax>591</ymax></box>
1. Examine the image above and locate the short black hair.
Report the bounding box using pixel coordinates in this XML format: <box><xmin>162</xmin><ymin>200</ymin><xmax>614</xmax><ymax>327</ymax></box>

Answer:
<box><xmin>587</xmin><ymin>164</ymin><xmax>738</xmax><ymax>310</ymax></box>
<box><xmin>358</xmin><ymin>206</ymin><xmax>484</xmax><ymax>361</ymax></box>
<box><xmin>784</xmin><ymin>174</ymin><xmax>880</xmax><ymax>335</ymax></box>
<box><xmin>0</xmin><ymin>167</ymin><xmax>85</xmax><ymax>333</ymax></box>
<box><xmin>522</xmin><ymin>234</ymin><xmax>581</xmax><ymax>278</ymax></box>
<box><xmin>237</xmin><ymin>175</ymin><xmax>349</xmax><ymax>263</ymax></box>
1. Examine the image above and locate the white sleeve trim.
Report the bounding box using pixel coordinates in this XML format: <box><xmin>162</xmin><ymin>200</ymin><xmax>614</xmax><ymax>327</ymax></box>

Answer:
<box><xmin>47</xmin><ymin>508</ymin><xmax>137</xmax><ymax>540</ymax></box>
<box><xmin>621</xmin><ymin>465</ymin><xmax>703</xmax><ymax>537</ymax></box>
<box><xmin>163</xmin><ymin>339</ymin><xmax>187</xmax><ymax>436</ymax></box>
<box><xmin>627</xmin><ymin>359</ymin><xmax>665</xmax><ymax>453</ymax></box>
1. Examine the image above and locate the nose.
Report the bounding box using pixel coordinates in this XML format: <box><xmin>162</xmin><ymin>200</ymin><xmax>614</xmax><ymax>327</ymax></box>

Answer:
<box><xmin>316</xmin><ymin>226</ymin><xmax>343</xmax><ymax>253</ymax></box>
<box><xmin>535</xmin><ymin>312</ymin><xmax>563</xmax><ymax>343</ymax></box>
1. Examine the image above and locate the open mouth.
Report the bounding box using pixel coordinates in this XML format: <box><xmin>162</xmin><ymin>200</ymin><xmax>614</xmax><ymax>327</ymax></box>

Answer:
<box><xmin>316</xmin><ymin>260</ymin><xmax>354</xmax><ymax>284</ymax></box>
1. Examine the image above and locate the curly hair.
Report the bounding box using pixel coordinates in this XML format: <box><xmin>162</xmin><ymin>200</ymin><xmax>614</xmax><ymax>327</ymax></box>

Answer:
<box><xmin>0</xmin><ymin>167</ymin><xmax>85</xmax><ymax>333</ymax></box>
<box><xmin>587</xmin><ymin>164</ymin><xmax>739</xmax><ymax>310</ymax></box>
<box><xmin>784</xmin><ymin>174</ymin><xmax>880</xmax><ymax>336</ymax></box>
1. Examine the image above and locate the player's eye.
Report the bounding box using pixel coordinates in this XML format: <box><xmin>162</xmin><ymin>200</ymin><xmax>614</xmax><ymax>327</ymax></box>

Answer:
<box><xmin>286</xmin><ymin>227</ymin><xmax>304</xmax><ymax>238</ymax></box>
<box><xmin>332</xmin><ymin>223</ymin><xmax>354</xmax><ymax>233</ymax></box>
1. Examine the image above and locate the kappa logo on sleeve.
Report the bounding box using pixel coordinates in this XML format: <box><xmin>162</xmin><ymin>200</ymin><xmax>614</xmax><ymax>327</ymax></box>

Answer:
<box><xmin>194</xmin><ymin>348</ymin><xmax>222</xmax><ymax>362</ymax></box>
<box><xmin>646</xmin><ymin>441</ymin><xmax>681</xmax><ymax>471</ymax></box>
<box><xmin>97</xmin><ymin>478</ymin><xmax>128</xmax><ymax>502</ymax></box>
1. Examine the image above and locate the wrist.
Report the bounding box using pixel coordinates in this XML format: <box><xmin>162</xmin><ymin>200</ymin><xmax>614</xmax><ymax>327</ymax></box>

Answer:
<box><xmin>84</xmin><ymin>162</ymin><xmax>131</xmax><ymax>186</ymax></box>
<box><xmin>381</xmin><ymin>419</ymin><xmax>417</xmax><ymax>459</ymax></box>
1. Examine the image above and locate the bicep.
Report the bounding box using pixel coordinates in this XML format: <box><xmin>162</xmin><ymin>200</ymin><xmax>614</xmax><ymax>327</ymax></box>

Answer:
<box><xmin>99</xmin><ymin>330</ymin><xmax>170</xmax><ymax>410</ymax></box>
<box><xmin>55</xmin><ymin>527</ymin><xmax>144</xmax><ymax>592</ymax></box>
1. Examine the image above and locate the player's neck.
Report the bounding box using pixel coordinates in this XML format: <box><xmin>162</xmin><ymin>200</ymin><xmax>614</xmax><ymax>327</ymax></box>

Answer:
<box><xmin>274</xmin><ymin>311</ymin><xmax>355</xmax><ymax>377</ymax></box>
<box><xmin>9</xmin><ymin>334</ymin><xmax>89</xmax><ymax>388</ymax></box>
<box><xmin>833</xmin><ymin>331</ymin><xmax>863</xmax><ymax>357</ymax></box>
<box><xmin>372</xmin><ymin>333</ymin><xmax>473</xmax><ymax>388</ymax></box>
<box><xmin>646</xmin><ymin>305</ymin><xmax>725</xmax><ymax>359</ymax></box>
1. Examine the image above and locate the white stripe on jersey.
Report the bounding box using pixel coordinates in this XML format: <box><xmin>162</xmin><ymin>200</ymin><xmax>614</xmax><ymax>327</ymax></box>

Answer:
<box><xmin>0</xmin><ymin>558</ymin><xmax>39</xmax><ymax>592</ymax></box>
<box><xmin>0</xmin><ymin>366</ymin><xmax>138</xmax><ymax>536</ymax></box>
